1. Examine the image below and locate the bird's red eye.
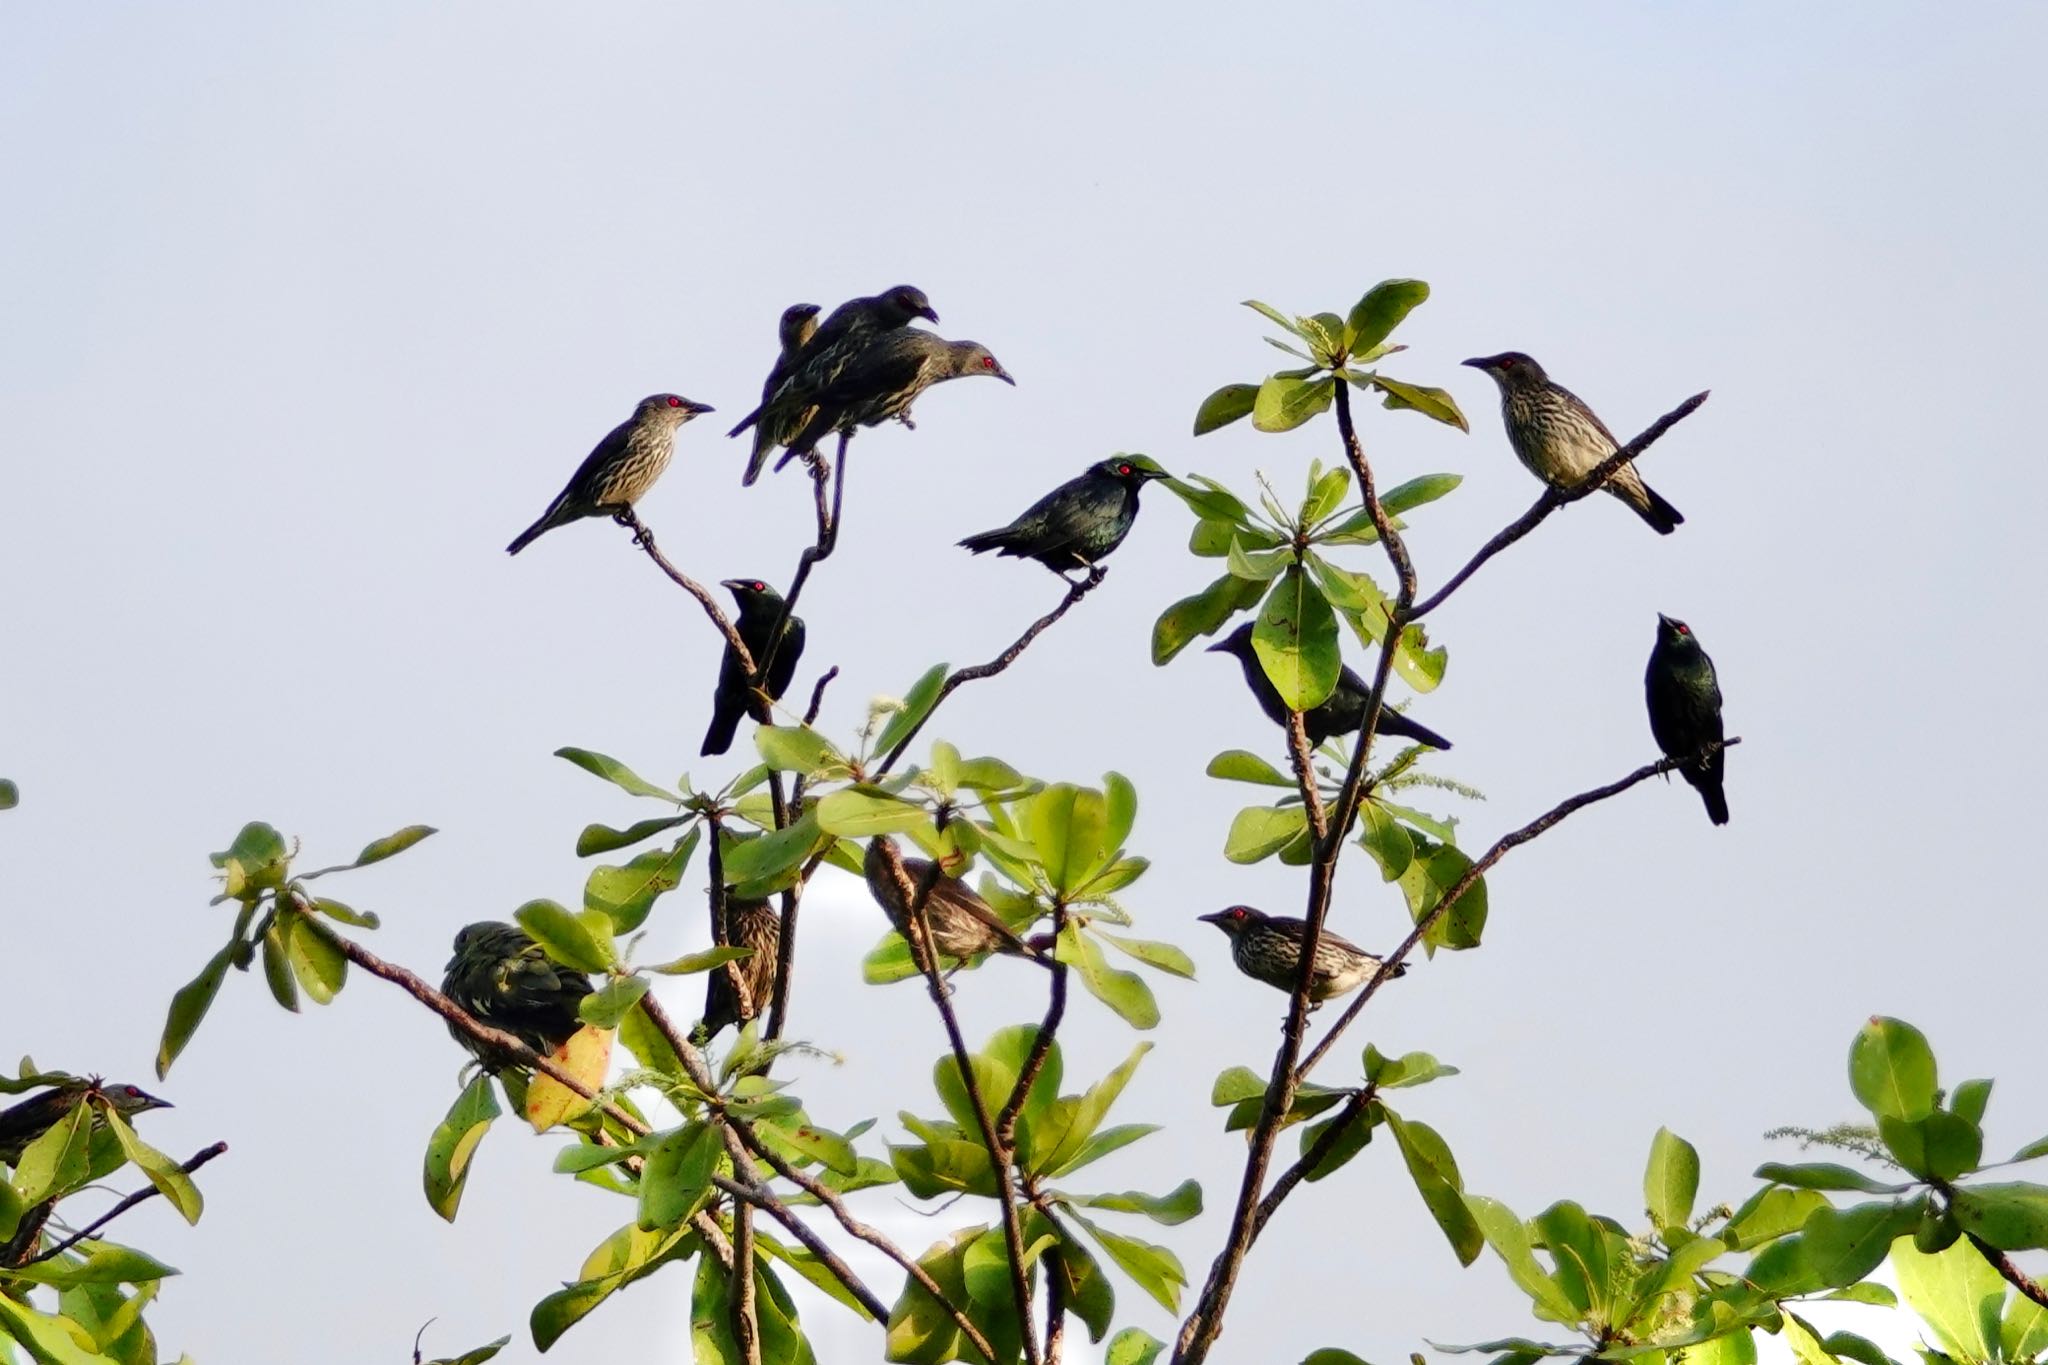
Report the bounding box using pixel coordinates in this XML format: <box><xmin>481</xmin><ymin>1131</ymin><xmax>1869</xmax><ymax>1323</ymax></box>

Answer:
<box><xmin>123</xmin><ymin>1086</ymin><xmax>141</xmax><ymax>1098</ymax></box>
<box><xmin>667</xmin><ymin>397</ymin><xmax>682</xmax><ymax>407</ymax></box>
<box><xmin>752</xmin><ymin>581</ymin><xmax>765</xmax><ymax>592</ymax></box>
<box><xmin>981</xmin><ymin>356</ymin><xmax>995</xmax><ymax>368</ymax></box>
<box><xmin>1676</xmin><ymin>623</ymin><xmax>1689</xmax><ymax>635</ymax></box>
<box><xmin>1118</xmin><ymin>463</ymin><xmax>1132</xmax><ymax>475</ymax></box>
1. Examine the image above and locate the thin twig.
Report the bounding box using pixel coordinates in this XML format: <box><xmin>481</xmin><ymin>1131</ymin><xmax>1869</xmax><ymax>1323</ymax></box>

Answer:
<box><xmin>1044</xmin><ymin>1244</ymin><xmax>1068</xmax><ymax>1365</ymax></box>
<box><xmin>801</xmin><ymin>667</ymin><xmax>839</xmax><ymax>727</ymax></box>
<box><xmin>1284</xmin><ymin>713</ymin><xmax>1328</xmax><ymax>841</ymax></box>
<box><xmin>613</xmin><ymin>508</ymin><xmax>755</xmax><ymax>671</ymax></box>
<box><xmin>998</xmin><ymin>904</ymin><xmax>1069</xmax><ymax>1145</ymax></box>
<box><xmin>1251</xmin><ymin>1088</ymin><xmax>1374</xmax><ymax>1239</ymax></box>
<box><xmin>1409</xmin><ymin>391</ymin><xmax>1709</xmax><ymax>620</ymax></box>
<box><xmin>24</xmin><ymin>1142</ymin><xmax>230</xmax><ymax>1264</ymax></box>
<box><xmin>1969</xmin><ymin>1232</ymin><xmax>2048</xmax><ymax>1310</ymax></box>
<box><xmin>876</xmin><ymin>566</ymin><xmax>1108</xmax><ymax>777</ymax></box>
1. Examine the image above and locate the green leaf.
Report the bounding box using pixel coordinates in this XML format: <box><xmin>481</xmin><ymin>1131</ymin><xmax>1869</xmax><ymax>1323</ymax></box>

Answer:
<box><xmin>13</xmin><ymin>1101</ymin><xmax>92</xmax><ymax>1205</ymax></box>
<box><xmin>1226</xmin><ymin>535</ymin><xmax>1291</xmax><ymax>582</ymax></box>
<box><xmin>1755</xmin><ymin>1162</ymin><xmax>1911</xmax><ymax>1194</ymax></box>
<box><xmin>884</xmin><ymin>1225</ymin><xmax>1012</xmax><ymax>1365</ymax></box>
<box><xmin>1372</xmin><ymin>375</ymin><xmax>1469</xmax><ymax>431</ymax></box>
<box><xmin>1193</xmin><ymin>383</ymin><xmax>1260</xmax><ymax>436</ymax></box>
<box><xmin>305</xmin><ymin>895</ymin><xmax>378</xmax><ymax>929</ymax></box>
<box><xmin>209</xmin><ymin>820</ymin><xmax>291</xmax><ymax>900</ymax></box>
<box><xmin>0</xmin><ymin>780</ymin><xmax>15</xmax><ymax>810</ymax></box>
<box><xmin>1253</xmin><ymin>566</ymin><xmax>1340</xmax><ymax>710</ymax></box>
<box><xmin>1067</xmin><ymin>1208</ymin><xmax>1186</xmax><ymax>1312</ymax></box>
<box><xmin>1891</xmin><ymin>1236</ymin><xmax>2008</xmax><ymax>1363</ymax></box>
<box><xmin>1040</xmin><ymin>1043</ymin><xmax>1153</xmax><ymax>1177</ymax></box>
<box><xmin>348</xmin><ymin>823</ymin><xmax>437</xmax><ymax>870</ymax></box>
<box><xmin>1302</xmin><ymin>1353</ymin><xmax>1372</xmax><ymax>1365</ymax></box>
<box><xmin>872</xmin><ymin>664</ymin><xmax>950</xmax><ymax>758</ymax></box>
<box><xmin>529</xmin><ymin>1222</ymin><xmax>693</xmax><ymax>1351</ymax></box>
<box><xmin>1465</xmin><ymin>1195</ymin><xmax>1580</xmax><ymax>1323</ymax></box>
<box><xmin>1164</xmin><ymin>474</ymin><xmax>1254</xmax><ymax>523</ymax></box>
<box><xmin>721</xmin><ymin>809</ymin><xmax>826</xmax><ymax>887</ymax></box>
<box><xmin>1849</xmin><ymin>1016</ymin><xmax>1938</xmax><ymax>1122</ymax></box>
<box><xmin>100</xmin><ymin>1108</ymin><xmax>201</xmax><ymax>1224</ymax></box>
<box><xmin>1951</xmin><ymin>1182</ymin><xmax>2048</xmax><ymax>1251</ymax></box>
<box><xmin>2013</xmin><ymin>1134</ymin><xmax>2048</xmax><ymax>1163</ymax></box>
<box><xmin>1206</xmin><ymin>749</ymin><xmax>1293</xmax><ymax>787</ymax></box>
<box><xmin>1380</xmin><ymin>473</ymin><xmax>1465</xmax><ymax>515</ymax></box>
<box><xmin>422</xmin><ymin>1336</ymin><xmax>512</xmax><ymax>1365</ymax></box>
<box><xmin>258</xmin><ymin>924</ymin><xmax>299</xmax><ymax>1013</ymax></box>
<box><xmin>1224</xmin><ymin>803</ymin><xmax>1308</xmax><ymax>865</ymax></box>
<box><xmin>1723</xmin><ymin>1185</ymin><xmax>1830</xmax><ymax>1250</ymax></box>
<box><xmin>1151</xmin><ymin>569</ymin><xmax>1265</xmax><ymax>665</ymax></box>
<box><xmin>577</xmin><ymin>974</ymin><xmax>651</xmax><ymax>1028</ymax></box>
<box><xmin>758</xmin><ymin>1113</ymin><xmax>860</xmax><ymax>1177</ymax></box>
<box><xmin>1386</xmin><ymin>1110</ymin><xmax>1481</xmax><ymax>1265</ymax></box>
<box><xmin>1047</xmin><ymin>1230</ymin><xmax>1115</xmax><ymax>1344</ymax></box>
<box><xmin>513</xmin><ymin>899</ymin><xmax>615</xmax><ymax>973</ymax></box>
<box><xmin>281</xmin><ymin>909</ymin><xmax>347</xmax><ymax>1005</ymax></box>
<box><xmin>1252</xmin><ymin>374</ymin><xmax>1335</xmax><ymax>433</ymax></box>
<box><xmin>813</xmin><ymin>788</ymin><xmax>925</xmax><ymax>837</ymax></box>
<box><xmin>1302</xmin><ymin>466</ymin><xmax>1352</xmax><ymax>527</ymax></box>
<box><xmin>1211</xmin><ymin>1066</ymin><xmax>1267</xmax><ymax>1106</ymax></box>
<box><xmin>155</xmin><ymin>939</ymin><xmax>236</xmax><ymax>1079</ymax></box>
<box><xmin>755</xmin><ymin>726</ymin><xmax>848</xmax><ymax>777</ymax></box>
<box><xmin>553</xmin><ymin>747</ymin><xmax>680</xmax><ymax>803</ymax></box>
<box><xmin>1357</xmin><ymin>801</ymin><xmax>1414</xmax><ymax>882</ymax></box>
<box><xmin>1802</xmin><ymin>1197</ymin><xmax>1924</xmax><ymax>1287</ymax></box>
<box><xmin>0</xmin><ymin>1297</ymin><xmax>124</xmax><ymax>1365</ymax></box>
<box><xmin>647</xmin><ymin>945</ymin><xmax>754</xmax><ymax>977</ymax></box>
<box><xmin>1106</xmin><ymin>1327</ymin><xmax>1166</xmax><ymax>1365</ymax></box>
<box><xmin>1094</xmin><ymin>931</ymin><xmax>1195</xmax><ymax>979</ymax></box>
<box><xmin>1031</xmin><ymin>782</ymin><xmax>1113</xmax><ymax>896</ymax></box>
<box><xmin>1950</xmin><ymin>1078</ymin><xmax>1993</xmax><ymax>1126</ymax></box>
<box><xmin>8</xmin><ymin>1242</ymin><xmax>177</xmax><ymax>1289</ymax></box>
<box><xmin>1880</xmin><ymin>1111</ymin><xmax>1983</xmax><ymax>1181</ymax></box>
<box><xmin>585</xmin><ymin>832</ymin><xmax>697</xmax><ymax>934</ymax></box>
<box><xmin>423</xmin><ymin>1072</ymin><xmax>500</xmax><ymax>1222</ymax></box>
<box><xmin>1345</xmin><ymin>279</ymin><xmax>1430</xmax><ymax>353</ymax></box>
<box><xmin>1056</xmin><ymin>923</ymin><xmax>1159</xmax><ymax>1029</ymax></box>
<box><xmin>1243</xmin><ymin>298</ymin><xmax>1306</xmax><ymax>335</ymax></box>
<box><xmin>1399</xmin><ymin>837</ymin><xmax>1486</xmax><ymax>954</ymax></box>
<box><xmin>1645</xmin><ymin>1128</ymin><xmax>1701</xmax><ymax>1229</ymax></box>
<box><xmin>2005</xmin><ymin>1280</ymin><xmax>2048</xmax><ymax>1360</ymax></box>
<box><xmin>1299</xmin><ymin>1103</ymin><xmax>1375</xmax><ymax>1182</ymax></box>
<box><xmin>575</xmin><ymin>813</ymin><xmax>692</xmax><ymax>858</ymax></box>
<box><xmin>1362</xmin><ymin>1045</ymin><xmax>1458</xmax><ymax>1090</ymax></box>
<box><xmin>637</xmin><ymin>1122</ymin><xmax>720</xmax><ymax>1230</ymax></box>
<box><xmin>1818</xmin><ymin>1332</ymin><xmax>1895</xmax><ymax>1365</ymax></box>
<box><xmin>1060</xmin><ymin>1180</ymin><xmax>1202</xmax><ymax>1226</ymax></box>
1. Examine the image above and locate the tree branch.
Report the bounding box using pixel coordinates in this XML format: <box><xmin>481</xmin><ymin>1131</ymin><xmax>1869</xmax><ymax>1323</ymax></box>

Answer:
<box><xmin>876</xmin><ymin>565</ymin><xmax>1108</xmax><ymax>777</ymax></box>
<box><xmin>23</xmin><ymin>1142</ymin><xmax>230</xmax><ymax>1264</ymax></box>
<box><xmin>998</xmin><ymin>905</ymin><xmax>1069</xmax><ymax>1146</ymax></box>
<box><xmin>1968</xmin><ymin>1232</ymin><xmax>2048</xmax><ymax>1311</ymax></box>
<box><xmin>1251</xmin><ymin>1088</ymin><xmax>1373</xmax><ymax>1240</ymax></box>
<box><xmin>613</xmin><ymin>508</ymin><xmax>756</xmax><ymax>671</ymax></box>
<box><xmin>1409</xmin><ymin>391</ymin><xmax>1709</xmax><ymax>621</ymax></box>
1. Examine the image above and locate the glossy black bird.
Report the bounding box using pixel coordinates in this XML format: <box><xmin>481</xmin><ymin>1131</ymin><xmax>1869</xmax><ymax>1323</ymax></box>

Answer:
<box><xmin>959</xmin><ymin>457</ymin><xmax>1167</xmax><ymax>577</ymax></box>
<box><xmin>1199</xmin><ymin>905</ymin><xmax>1404</xmax><ymax>1004</ymax></box>
<box><xmin>507</xmin><ymin>393</ymin><xmax>716</xmax><ymax>553</ymax></box>
<box><xmin>701</xmin><ymin>578</ymin><xmax>806</xmax><ymax>756</ymax></box>
<box><xmin>699</xmin><ymin>897</ymin><xmax>780</xmax><ymax>1041</ymax></box>
<box><xmin>441</xmin><ymin>922</ymin><xmax>594</xmax><ymax>1065</ymax></box>
<box><xmin>0</xmin><ymin>1079</ymin><xmax>171</xmax><ymax>1164</ymax></box>
<box><xmin>1206</xmin><ymin>623</ymin><xmax>1452</xmax><ymax>750</ymax></box>
<box><xmin>1463</xmin><ymin>352</ymin><xmax>1683</xmax><ymax>534</ymax></box>
<box><xmin>734</xmin><ymin>285</ymin><xmax>939</xmax><ymax>484</ymax></box>
<box><xmin>1645</xmin><ymin>613</ymin><xmax>1729</xmax><ymax>825</ymax></box>
<box><xmin>775</xmin><ymin>329</ymin><xmax>1013</xmax><ymax>467</ymax></box>
<box><xmin>863</xmin><ymin>838</ymin><xmax>1043</xmax><ymax>967</ymax></box>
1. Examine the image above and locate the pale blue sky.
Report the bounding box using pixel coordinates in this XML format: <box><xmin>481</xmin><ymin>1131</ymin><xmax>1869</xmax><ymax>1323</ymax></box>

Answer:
<box><xmin>4</xmin><ymin>4</ymin><xmax>2045</xmax><ymax>1363</ymax></box>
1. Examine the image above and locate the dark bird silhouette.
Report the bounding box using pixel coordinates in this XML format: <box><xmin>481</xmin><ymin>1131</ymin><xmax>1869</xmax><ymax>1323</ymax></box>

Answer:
<box><xmin>1206</xmin><ymin>623</ymin><xmax>1452</xmax><ymax>750</ymax></box>
<box><xmin>507</xmin><ymin>393</ymin><xmax>715</xmax><ymax>554</ymax></box>
<box><xmin>1463</xmin><ymin>352</ymin><xmax>1683</xmax><ymax>534</ymax></box>
<box><xmin>1645</xmin><ymin>613</ymin><xmax>1729</xmax><ymax>825</ymax></box>
<box><xmin>733</xmin><ymin>285</ymin><xmax>939</xmax><ymax>484</ymax></box>
<box><xmin>701</xmin><ymin>578</ymin><xmax>806</xmax><ymax>756</ymax></box>
<box><xmin>862</xmin><ymin>838</ymin><xmax>1043</xmax><ymax>967</ymax></box>
<box><xmin>775</xmin><ymin>329</ymin><xmax>1013</xmax><ymax>468</ymax></box>
<box><xmin>0</xmin><ymin>1079</ymin><xmax>171</xmax><ymax>1165</ymax></box>
<box><xmin>440</xmin><ymin>922</ymin><xmax>594</xmax><ymax>1065</ymax></box>
<box><xmin>699</xmin><ymin>897</ymin><xmax>780</xmax><ymax>1041</ymax></box>
<box><xmin>959</xmin><ymin>457</ymin><xmax>1167</xmax><ymax>577</ymax></box>
<box><xmin>1199</xmin><ymin>905</ymin><xmax>1404</xmax><ymax>1005</ymax></box>
<box><xmin>755</xmin><ymin>303</ymin><xmax>821</xmax><ymax>408</ymax></box>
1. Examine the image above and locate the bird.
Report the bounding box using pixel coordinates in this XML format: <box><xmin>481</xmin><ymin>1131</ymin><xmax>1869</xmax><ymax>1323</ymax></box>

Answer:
<box><xmin>773</xmin><ymin>329</ymin><xmax>1013</xmax><ymax>470</ymax></box>
<box><xmin>1645</xmin><ymin>614</ymin><xmax>1729</xmax><ymax>825</ymax></box>
<box><xmin>1462</xmin><ymin>352</ymin><xmax>1684</xmax><ymax>534</ymax></box>
<box><xmin>959</xmin><ymin>457</ymin><xmax>1168</xmax><ymax>577</ymax></box>
<box><xmin>754</xmin><ymin>303</ymin><xmax>822</xmax><ymax>411</ymax></box>
<box><xmin>699</xmin><ymin>897</ymin><xmax>781</xmax><ymax>1041</ymax></box>
<box><xmin>1198</xmin><ymin>905</ymin><xmax>1405</xmax><ymax>1005</ymax></box>
<box><xmin>0</xmin><ymin>1079</ymin><xmax>171</xmax><ymax>1165</ymax></box>
<box><xmin>440</xmin><ymin>922</ymin><xmax>595</xmax><ymax>1065</ymax></box>
<box><xmin>701</xmin><ymin>578</ymin><xmax>806</xmax><ymax>756</ymax></box>
<box><xmin>1206</xmin><ymin>623</ymin><xmax>1452</xmax><ymax>750</ymax></box>
<box><xmin>862</xmin><ymin>838</ymin><xmax>1043</xmax><ymax>968</ymax></box>
<box><xmin>506</xmin><ymin>393</ymin><xmax>715</xmax><ymax>554</ymax></box>
<box><xmin>733</xmin><ymin>285</ymin><xmax>940</xmax><ymax>484</ymax></box>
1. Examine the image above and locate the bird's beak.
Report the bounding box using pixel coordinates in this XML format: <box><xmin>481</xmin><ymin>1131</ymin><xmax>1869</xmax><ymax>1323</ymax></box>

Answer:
<box><xmin>685</xmin><ymin>400</ymin><xmax>716</xmax><ymax>415</ymax></box>
<box><xmin>919</xmin><ymin>306</ymin><xmax>940</xmax><ymax>323</ymax></box>
<box><xmin>1460</xmin><ymin>357</ymin><xmax>1488</xmax><ymax>371</ymax></box>
<box><xmin>1138</xmin><ymin>467</ymin><xmax>1170</xmax><ymax>482</ymax></box>
<box><xmin>1656</xmin><ymin>612</ymin><xmax>1677</xmax><ymax>629</ymax></box>
<box><xmin>720</xmin><ymin>578</ymin><xmax>746</xmax><ymax>592</ymax></box>
<box><xmin>994</xmin><ymin>365</ymin><xmax>1016</xmax><ymax>386</ymax></box>
<box><xmin>1196</xmin><ymin>910</ymin><xmax>1228</xmax><ymax>925</ymax></box>
<box><xmin>1204</xmin><ymin>638</ymin><xmax>1231</xmax><ymax>654</ymax></box>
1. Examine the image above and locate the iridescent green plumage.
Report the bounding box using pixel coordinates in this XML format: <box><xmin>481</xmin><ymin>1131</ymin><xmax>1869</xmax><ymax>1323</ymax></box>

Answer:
<box><xmin>441</xmin><ymin>921</ymin><xmax>594</xmax><ymax>1064</ymax></box>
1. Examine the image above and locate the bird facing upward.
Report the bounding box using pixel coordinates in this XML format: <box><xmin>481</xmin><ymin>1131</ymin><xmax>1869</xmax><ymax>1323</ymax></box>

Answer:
<box><xmin>959</xmin><ymin>456</ymin><xmax>1168</xmax><ymax>576</ymax></box>
<box><xmin>1645</xmin><ymin>613</ymin><xmax>1729</xmax><ymax>825</ymax></box>
<box><xmin>1462</xmin><ymin>351</ymin><xmax>1684</xmax><ymax>535</ymax></box>
<box><xmin>506</xmin><ymin>393</ymin><xmax>714</xmax><ymax>554</ymax></box>
<box><xmin>1206</xmin><ymin>622</ymin><xmax>1452</xmax><ymax>750</ymax></box>
<box><xmin>1199</xmin><ymin>905</ymin><xmax>1405</xmax><ymax>1005</ymax></box>
<box><xmin>440</xmin><ymin>921</ymin><xmax>595</xmax><ymax>1064</ymax></box>
<box><xmin>701</xmin><ymin>578</ymin><xmax>806</xmax><ymax>757</ymax></box>
<box><xmin>699</xmin><ymin>897</ymin><xmax>781</xmax><ymax>1041</ymax></box>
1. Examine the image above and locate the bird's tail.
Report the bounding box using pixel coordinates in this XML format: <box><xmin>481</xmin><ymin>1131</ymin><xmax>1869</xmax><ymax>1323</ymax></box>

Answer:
<box><xmin>1621</xmin><ymin>475</ymin><xmax>1685</xmax><ymax>535</ymax></box>
<box><xmin>957</xmin><ymin>529</ymin><xmax>1011</xmax><ymax>556</ymax></box>
<box><xmin>701</xmin><ymin>706</ymin><xmax>743</xmax><ymax>758</ymax></box>
<box><xmin>1687</xmin><ymin>767</ymin><xmax>1730</xmax><ymax>825</ymax></box>
<box><xmin>506</xmin><ymin>496</ymin><xmax>570</xmax><ymax>555</ymax></box>
<box><xmin>728</xmin><ymin>405</ymin><xmax>764</xmax><ymax>440</ymax></box>
<box><xmin>1378</xmin><ymin>709</ymin><xmax>1453</xmax><ymax>752</ymax></box>
<box><xmin>740</xmin><ymin>428</ymin><xmax>779</xmax><ymax>487</ymax></box>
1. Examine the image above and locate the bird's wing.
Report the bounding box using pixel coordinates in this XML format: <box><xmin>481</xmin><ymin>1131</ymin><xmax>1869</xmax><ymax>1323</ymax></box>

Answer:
<box><xmin>806</xmin><ymin>334</ymin><xmax>929</xmax><ymax>410</ymax></box>
<box><xmin>1006</xmin><ymin>478</ymin><xmax>1122</xmax><ymax>559</ymax></box>
<box><xmin>766</xmin><ymin>616</ymin><xmax>806</xmax><ymax>701</ymax></box>
<box><xmin>1554</xmin><ymin>382</ymin><xmax>1623</xmax><ymax>450</ymax></box>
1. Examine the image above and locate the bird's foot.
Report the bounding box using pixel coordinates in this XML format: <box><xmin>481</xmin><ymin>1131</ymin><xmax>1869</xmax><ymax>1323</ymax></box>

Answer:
<box><xmin>803</xmin><ymin>451</ymin><xmax>829</xmax><ymax>483</ymax></box>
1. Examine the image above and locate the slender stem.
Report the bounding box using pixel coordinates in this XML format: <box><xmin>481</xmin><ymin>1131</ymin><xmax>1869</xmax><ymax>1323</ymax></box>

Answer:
<box><xmin>998</xmin><ymin>905</ymin><xmax>1069</xmax><ymax>1144</ymax></box>
<box><xmin>1409</xmin><ymin>391</ymin><xmax>1709</xmax><ymax>620</ymax></box>
<box><xmin>613</xmin><ymin>509</ymin><xmax>755</xmax><ymax>671</ymax></box>
<box><xmin>876</xmin><ymin>566</ymin><xmax>1107</xmax><ymax>777</ymax></box>
<box><xmin>1252</xmin><ymin>1088</ymin><xmax>1373</xmax><ymax>1239</ymax></box>
<box><xmin>1969</xmin><ymin>1232</ymin><xmax>2048</xmax><ymax>1310</ymax></box>
<box><xmin>23</xmin><ymin>1142</ymin><xmax>230</xmax><ymax>1264</ymax></box>
<box><xmin>706</xmin><ymin>1175</ymin><xmax>886</xmax><ymax>1323</ymax></box>
<box><xmin>729</xmin><ymin>1196</ymin><xmax>761</xmax><ymax>1365</ymax></box>
<box><xmin>716</xmin><ymin>809</ymin><xmax>761</xmax><ymax>1365</ymax></box>
<box><xmin>1284</xmin><ymin>713</ymin><xmax>1328</xmax><ymax>841</ymax></box>
<box><xmin>1043</xmin><ymin>1245</ymin><xmax>1068</xmax><ymax>1365</ymax></box>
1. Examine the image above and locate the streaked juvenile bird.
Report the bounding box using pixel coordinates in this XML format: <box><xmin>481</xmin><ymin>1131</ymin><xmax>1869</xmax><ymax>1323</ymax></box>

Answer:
<box><xmin>506</xmin><ymin>393</ymin><xmax>715</xmax><ymax>554</ymax></box>
<box><xmin>0</xmin><ymin>1079</ymin><xmax>171</xmax><ymax>1164</ymax></box>
<box><xmin>699</xmin><ymin>897</ymin><xmax>780</xmax><ymax>1041</ymax></box>
<box><xmin>777</xmin><ymin>329</ymin><xmax>1013</xmax><ymax>466</ymax></box>
<box><xmin>1645</xmin><ymin>613</ymin><xmax>1729</xmax><ymax>825</ymax></box>
<box><xmin>959</xmin><ymin>457</ymin><xmax>1167</xmax><ymax>577</ymax></box>
<box><xmin>755</xmin><ymin>303</ymin><xmax>821</xmax><ymax>409</ymax></box>
<box><xmin>1207</xmin><ymin>623</ymin><xmax>1452</xmax><ymax>750</ymax></box>
<box><xmin>1462</xmin><ymin>352</ymin><xmax>1684</xmax><ymax>534</ymax></box>
<box><xmin>701</xmin><ymin>578</ymin><xmax>806</xmax><ymax>756</ymax></box>
<box><xmin>441</xmin><ymin>921</ymin><xmax>595</xmax><ymax>1065</ymax></box>
<box><xmin>734</xmin><ymin>285</ymin><xmax>939</xmax><ymax>484</ymax></box>
<box><xmin>862</xmin><ymin>838</ymin><xmax>1043</xmax><ymax>967</ymax></box>
<box><xmin>1199</xmin><ymin>905</ymin><xmax>1404</xmax><ymax>1005</ymax></box>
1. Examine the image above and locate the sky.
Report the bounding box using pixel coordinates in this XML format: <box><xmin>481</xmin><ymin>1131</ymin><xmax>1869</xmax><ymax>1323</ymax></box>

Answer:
<box><xmin>4</xmin><ymin>3</ymin><xmax>2046</xmax><ymax>1362</ymax></box>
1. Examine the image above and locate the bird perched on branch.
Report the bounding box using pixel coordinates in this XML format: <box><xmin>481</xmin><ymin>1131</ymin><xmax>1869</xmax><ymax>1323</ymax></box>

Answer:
<box><xmin>507</xmin><ymin>393</ymin><xmax>715</xmax><ymax>554</ymax></box>
<box><xmin>753</xmin><ymin>303</ymin><xmax>821</xmax><ymax>410</ymax></box>
<box><xmin>772</xmin><ymin>329</ymin><xmax>1013</xmax><ymax>470</ymax></box>
<box><xmin>701</xmin><ymin>578</ymin><xmax>806</xmax><ymax>756</ymax></box>
<box><xmin>1645</xmin><ymin>614</ymin><xmax>1729</xmax><ymax>825</ymax></box>
<box><xmin>699</xmin><ymin>897</ymin><xmax>780</xmax><ymax>1041</ymax></box>
<box><xmin>440</xmin><ymin>922</ymin><xmax>594</xmax><ymax>1065</ymax></box>
<box><xmin>862</xmin><ymin>838</ymin><xmax>1044</xmax><ymax>968</ymax></box>
<box><xmin>1462</xmin><ymin>352</ymin><xmax>1684</xmax><ymax>535</ymax></box>
<box><xmin>1199</xmin><ymin>905</ymin><xmax>1404</xmax><ymax>1005</ymax></box>
<box><xmin>733</xmin><ymin>285</ymin><xmax>940</xmax><ymax>484</ymax></box>
<box><xmin>959</xmin><ymin>456</ymin><xmax>1167</xmax><ymax>577</ymax></box>
<box><xmin>0</xmin><ymin>1078</ymin><xmax>171</xmax><ymax>1164</ymax></box>
<box><xmin>1207</xmin><ymin>623</ymin><xmax>1452</xmax><ymax>750</ymax></box>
